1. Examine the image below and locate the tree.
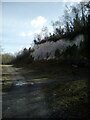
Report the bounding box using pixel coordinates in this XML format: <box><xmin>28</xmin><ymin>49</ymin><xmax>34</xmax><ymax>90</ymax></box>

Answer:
<box><xmin>13</xmin><ymin>47</ymin><xmax>34</xmax><ymax>65</ymax></box>
<box><xmin>62</xmin><ymin>44</ymin><xmax>78</xmax><ymax>61</ymax></box>
<box><xmin>84</xmin><ymin>1</ymin><xmax>90</xmax><ymax>60</ymax></box>
<box><xmin>2</xmin><ymin>53</ymin><xmax>15</xmax><ymax>64</ymax></box>
<box><xmin>55</xmin><ymin>49</ymin><xmax>61</xmax><ymax>60</ymax></box>
<box><xmin>72</xmin><ymin>6</ymin><xmax>81</xmax><ymax>31</ymax></box>
<box><xmin>63</xmin><ymin>5</ymin><xmax>74</xmax><ymax>33</ymax></box>
<box><xmin>51</xmin><ymin>20</ymin><xmax>64</xmax><ymax>35</ymax></box>
<box><xmin>34</xmin><ymin>34</ymin><xmax>42</xmax><ymax>42</ymax></box>
<box><xmin>63</xmin><ymin>2</ymin><xmax>87</xmax><ymax>33</ymax></box>
<box><xmin>41</xmin><ymin>26</ymin><xmax>49</xmax><ymax>39</ymax></box>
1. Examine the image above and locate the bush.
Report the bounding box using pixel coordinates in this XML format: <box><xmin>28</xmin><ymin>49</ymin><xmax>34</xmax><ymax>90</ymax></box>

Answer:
<box><xmin>2</xmin><ymin>53</ymin><xmax>15</xmax><ymax>64</ymax></box>
<box><xmin>13</xmin><ymin>48</ymin><xmax>34</xmax><ymax>65</ymax></box>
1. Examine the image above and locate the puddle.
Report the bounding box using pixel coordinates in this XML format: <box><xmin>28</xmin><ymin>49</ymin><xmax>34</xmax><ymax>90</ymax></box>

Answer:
<box><xmin>30</xmin><ymin>82</ymin><xmax>34</xmax><ymax>85</ymax></box>
<box><xmin>15</xmin><ymin>81</ymin><xmax>35</xmax><ymax>86</ymax></box>
<box><xmin>15</xmin><ymin>81</ymin><xmax>28</xmax><ymax>86</ymax></box>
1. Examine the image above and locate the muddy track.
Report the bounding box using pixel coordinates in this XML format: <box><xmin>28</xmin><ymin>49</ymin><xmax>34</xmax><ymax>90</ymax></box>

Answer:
<box><xmin>2</xmin><ymin>65</ymin><xmax>52</xmax><ymax>118</ymax></box>
<box><xmin>2</xmin><ymin>65</ymin><xmax>88</xmax><ymax>119</ymax></box>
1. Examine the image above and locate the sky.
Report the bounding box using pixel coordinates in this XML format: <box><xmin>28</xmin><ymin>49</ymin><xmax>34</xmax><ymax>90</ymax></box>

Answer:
<box><xmin>1</xmin><ymin>1</ymin><xmax>83</xmax><ymax>54</ymax></box>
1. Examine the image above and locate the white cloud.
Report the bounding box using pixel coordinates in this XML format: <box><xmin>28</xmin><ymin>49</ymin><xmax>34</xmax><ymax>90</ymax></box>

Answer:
<box><xmin>20</xmin><ymin>32</ymin><xmax>26</xmax><ymax>37</ymax></box>
<box><xmin>19</xmin><ymin>16</ymin><xmax>53</xmax><ymax>38</ymax></box>
<box><xmin>19</xmin><ymin>31</ymin><xmax>33</xmax><ymax>37</ymax></box>
<box><xmin>19</xmin><ymin>16</ymin><xmax>47</xmax><ymax>37</ymax></box>
<box><xmin>19</xmin><ymin>25</ymin><xmax>54</xmax><ymax>38</ymax></box>
<box><xmin>34</xmin><ymin>29</ymin><xmax>41</xmax><ymax>34</ymax></box>
<box><xmin>31</xmin><ymin>16</ymin><xmax>47</xmax><ymax>28</ymax></box>
<box><xmin>19</xmin><ymin>29</ymin><xmax>41</xmax><ymax>37</ymax></box>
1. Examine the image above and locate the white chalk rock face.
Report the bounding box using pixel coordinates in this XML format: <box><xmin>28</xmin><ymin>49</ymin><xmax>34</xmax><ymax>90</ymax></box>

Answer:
<box><xmin>31</xmin><ymin>35</ymin><xmax>84</xmax><ymax>60</ymax></box>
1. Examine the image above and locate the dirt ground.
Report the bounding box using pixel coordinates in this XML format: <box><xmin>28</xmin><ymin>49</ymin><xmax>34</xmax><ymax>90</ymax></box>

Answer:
<box><xmin>1</xmin><ymin>65</ymin><xmax>89</xmax><ymax>119</ymax></box>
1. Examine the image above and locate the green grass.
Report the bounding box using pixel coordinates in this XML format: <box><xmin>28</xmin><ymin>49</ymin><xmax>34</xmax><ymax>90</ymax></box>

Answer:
<box><xmin>2</xmin><ymin>75</ymin><xmax>11</xmax><ymax>80</ymax></box>
<box><xmin>43</xmin><ymin>79</ymin><xmax>87</xmax><ymax>99</ymax></box>
<box><xmin>2</xmin><ymin>65</ymin><xmax>14</xmax><ymax>90</ymax></box>
<box><xmin>2</xmin><ymin>82</ymin><xmax>13</xmax><ymax>90</ymax></box>
<box><xmin>2</xmin><ymin>73</ymin><xmax>13</xmax><ymax>90</ymax></box>
<box><xmin>42</xmin><ymin>79</ymin><xmax>88</xmax><ymax>118</ymax></box>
